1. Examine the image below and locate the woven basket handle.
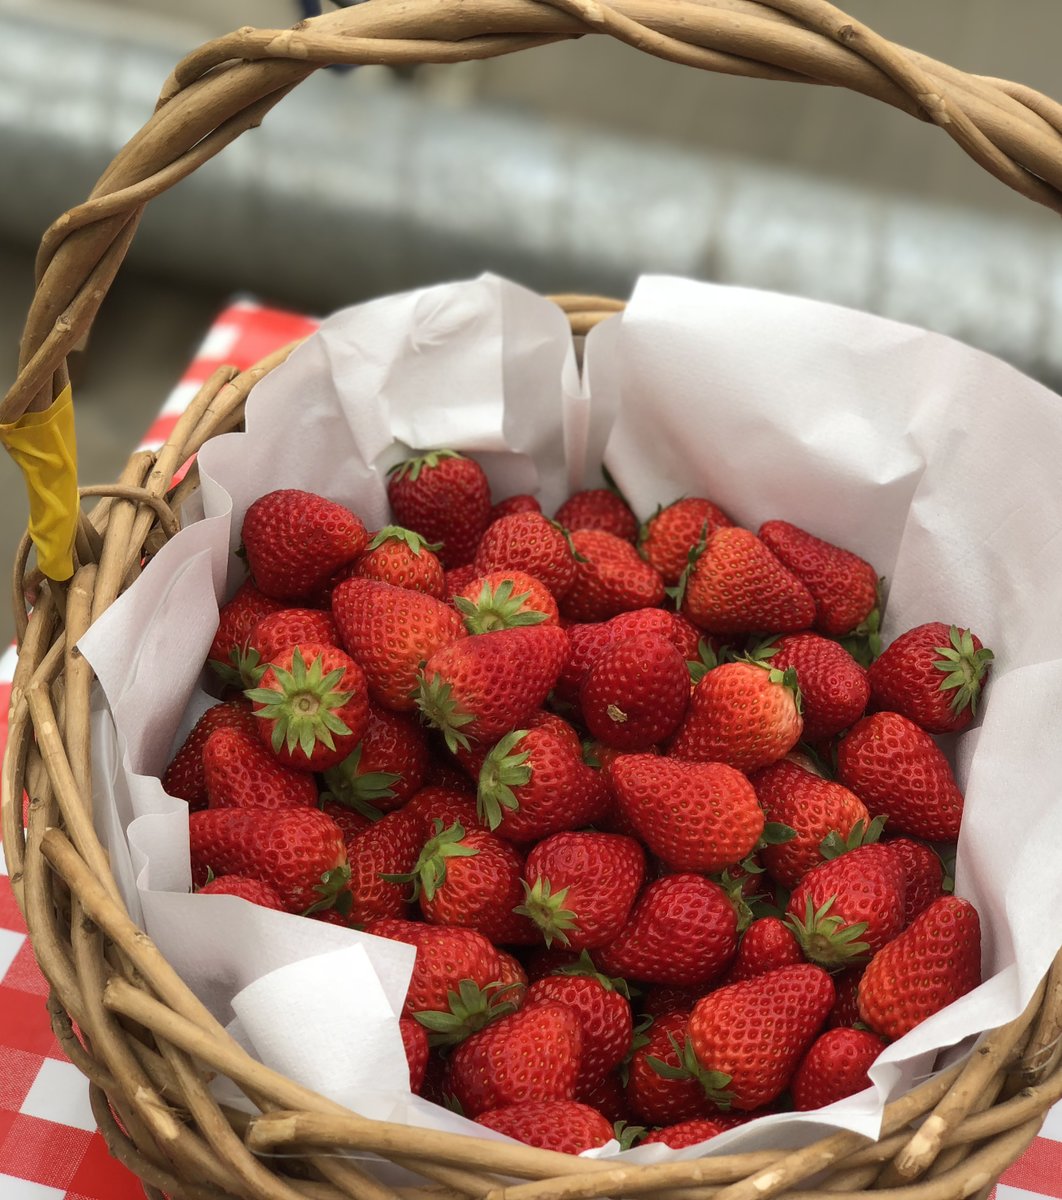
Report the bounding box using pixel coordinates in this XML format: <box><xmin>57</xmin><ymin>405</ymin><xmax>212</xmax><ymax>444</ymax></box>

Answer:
<box><xmin>5</xmin><ymin>0</ymin><xmax>1062</xmax><ymax>573</ymax></box>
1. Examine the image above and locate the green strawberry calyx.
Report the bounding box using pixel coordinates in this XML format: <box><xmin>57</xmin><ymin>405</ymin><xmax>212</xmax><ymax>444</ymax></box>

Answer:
<box><xmin>646</xmin><ymin>1033</ymin><xmax>734</xmax><ymax>1109</ymax></box>
<box><xmin>785</xmin><ymin>894</ymin><xmax>871</xmax><ymax>967</ymax></box>
<box><xmin>686</xmin><ymin>637</ymin><xmax>720</xmax><ymax>685</ymax></box>
<box><xmin>933</xmin><ymin>626</ymin><xmax>995</xmax><ymax>717</ymax></box>
<box><xmin>614</xmin><ymin>1120</ymin><xmax>648</xmax><ymax>1151</ymax></box>
<box><xmin>551</xmin><ymin>950</ymin><xmax>632</xmax><ymax>999</ymax></box>
<box><xmin>367</xmin><ymin>525</ymin><xmax>442</xmax><ymax>555</ymax></box>
<box><xmin>413</xmin><ymin>978</ymin><xmax>521</xmax><ymax>1047</ymax></box>
<box><xmin>837</xmin><ymin>579</ymin><xmax>886</xmax><ymax>666</ymax></box>
<box><xmin>301</xmin><ymin>865</ymin><xmax>353</xmax><ymax>918</ymax></box>
<box><xmin>477</xmin><ymin>730</ymin><xmax>532</xmax><ymax>829</ymax></box>
<box><xmin>210</xmin><ymin>644</ymin><xmax>268</xmax><ymax>691</ymax></box>
<box><xmin>387</xmin><ymin>449</ymin><xmax>463</xmax><ymax>484</ymax></box>
<box><xmin>382</xmin><ymin>820</ymin><xmax>477</xmax><ymax>902</ymax></box>
<box><xmin>454</xmin><ymin>579</ymin><xmax>549</xmax><ymax>635</ymax></box>
<box><xmin>819</xmin><ymin>815</ymin><xmax>888</xmax><ymax>861</ymax></box>
<box><xmin>513</xmin><ymin>876</ymin><xmax>580</xmax><ymax>948</ymax></box>
<box><xmin>666</xmin><ymin>520</ymin><xmax>710</xmax><ymax>611</ymax></box>
<box><xmin>245</xmin><ymin>647</ymin><xmax>355</xmax><ymax>760</ymax></box>
<box><xmin>414</xmin><ymin>670</ymin><xmax>476</xmax><ymax>754</ymax></box>
<box><xmin>320</xmin><ymin>744</ymin><xmax>396</xmax><ymax>820</ymax></box>
<box><xmin>715</xmin><ymin>866</ymin><xmax>772</xmax><ymax>933</ymax></box>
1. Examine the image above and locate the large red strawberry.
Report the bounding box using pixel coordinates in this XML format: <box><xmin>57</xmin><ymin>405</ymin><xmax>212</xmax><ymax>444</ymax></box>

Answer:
<box><xmin>608</xmin><ymin>755</ymin><xmax>763</xmax><ymax>873</ymax></box>
<box><xmin>322</xmin><ymin>705</ymin><xmax>430</xmax><ymax>817</ymax></box>
<box><xmin>760</xmin><ymin>633</ymin><xmax>870</xmax><ymax>742</ymax></box>
<box><xmin>475</xmin><ymin>512</ymin><xmax>577</xmax><ymax>600</ymax></box>
<box><xmin>887</xmin><ymin>836</ymin><xmax>946</xmax><ymax>924</ymax></box>
<box><xmin>868</xmin><ymin>623</ymin><xmax>993</xmax><ymax>734</ymax></box>
<box><xmin>626</xmin><ymin>1010</ymin><xmax>720</xmax><ymax>1126</ymax></box>
<box><xmin>724</xmin><ymin>917</ymin><xmax>803</xmax><ymax>984</ymax></box>
<box><xmin>241</xmin><ymin>489</ymin><xmax>368</xmax><ymax>600</ymax></box>
<box><xmin>639</xmin><ymin>497</ymin><xmax>734</xmax><ymax>586</ymax></box>
<box><xmin>680</xmin><ymin>527</ymin><xmax>815</xmax><ymax>635</ymax></box>
<box><xmin>858</xmin><ymin>896</ymin><xmax>981</xmax><ymax>1039</ymax></box>
<box><xmin>518</xmin><ymin>832</ymin><xmax>645</xmax><ymax>949</ymax></box>
<box><xmin>556</xmin><ymin>489</ymin><xmax>638</xmax><ymax>541</ymax></box>
<box><xmin>475</xmin><ymin>1100</ymin><xmax>613</xmax><ymax>1154</ymax></box>
<box><xmin>529</xmin><ymin>969</ymin><xmax>633</xmax><ymax>1089</ymax></box>
<box><xmin>162</xmin><ymin>700</ymin><xmax>260</xmax><ymax>812</ymax></box>
<box><xmin>189</xmin><ymin>807</ymin><xmax>348</xmax><ymax>915</ymax></box>
<box><xmin>562</xmin><ymin>530</ymin><xmax>666</xmax><ymax>622</ymax></box>
<box><xmin>354</xmin><ymin>526</ymin><xmax>446</xmax><ymax>597</ymax></box>
<box><xmin>345</xmin><ymin>807</ymin><xmax>426</xmax><ymax>925</ymax></box>
<box><xmin>245</xmin><ymin>643</ymin><xmax>369</xmax><ymax>772</ymax></box>
<box><xmin>668</xmin><ymin>661</ymin><xmax>803</xmax><ymax>773</ymax></box>
<box><xmin>596</xmin><ymin>874</ymin><xmax>738</xmax><ymax>987</ymax></box>
<box><xmin>581</xmin><ymin>632</ymin><xmax>690</xmax><ymax>750</ymax></box>
<box><xmin>791</xmin><ymin>1027</ymin><xmax>887</xmax><ymax>1110</ymax></box>
<box><xmin>415</xmin><ymin>624</ymin><xmax>569</xmax><ymax>752</ymax></box>
<box><xmin>758</xmin><ymin>520</ymin><xmax>878</xmax><ymax>638</ymax></box>
<box><xmin>688</xmin><ymin>963</ymin><xmax>835</xmax><ymax>1110</ymax></box>
<box><xmin>197</xmin><ymin>874</ymin><xmax>286</xmax><ymax>910</ymax></box>
<box><xmin>208</xmin><ymin>581</ymin><xmax>285</xmax><ymax>683</ymax></box>
<box><xmin>837</xmin><ymin>712</ymin><xmax>964</xmax><ymax>841</ymax></box>
<box><xmin>387</xmin><ymin>450</ymin><xmax>492</xmax><ymax>569</ymax></box>
<box><xmin>453</xmin><ymin>571</ymin><xmax>559</xmax><ymax>633</ymax></box>
<box><xmin>202</xmin><ymin>728</ymin><xmax>318</xmax><ymax>811</ymax></box>
<box><xmin>446</xmin><ymin>1000</ymin><xmax>583</xmax><ymax>1116</ymax></box>
<box><xmin>331</xmin><ymin>577</ymin><xmax>465</xmax><ymax>711</ymax></box>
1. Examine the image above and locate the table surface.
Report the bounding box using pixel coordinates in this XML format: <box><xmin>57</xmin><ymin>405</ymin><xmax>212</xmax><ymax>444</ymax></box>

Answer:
<box><xmin>0</xmin><ymin>300</ymin><xmax>1057</xmax><ymax>1200</ymax></box>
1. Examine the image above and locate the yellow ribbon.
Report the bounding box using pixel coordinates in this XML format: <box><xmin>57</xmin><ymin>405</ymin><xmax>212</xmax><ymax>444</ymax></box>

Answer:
<box><xmin>0</xmin><ymin>384</ymin><xmax>78</xmax><ymax>581</ymax></box>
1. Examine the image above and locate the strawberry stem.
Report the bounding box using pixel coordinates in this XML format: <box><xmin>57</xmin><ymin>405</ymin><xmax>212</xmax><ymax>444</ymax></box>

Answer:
<box><xmin>477</xmin><ymin>730</ymin><xmax>532</xmax><ymax>830</ymax></box>
<box><xmin>513</xmin><ymin>876</ymin><xmax>579</xmax><ymax>948</ymax></box>
<box><xmin>245</xmin><ymin>646</ymin><xmax>354</xmax><ymax>760</ymax></box>
<box><xmin>454</xmin><ymin>578</ymin><xmax>549</xmax><ymax>634</ymax></box>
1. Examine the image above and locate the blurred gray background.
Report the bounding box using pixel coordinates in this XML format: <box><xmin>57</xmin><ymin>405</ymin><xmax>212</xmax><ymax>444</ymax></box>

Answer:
<box><xmin>1</xmin><ymin>0</ymin><xmax>1061</xmax><ymax>648</ymax></box>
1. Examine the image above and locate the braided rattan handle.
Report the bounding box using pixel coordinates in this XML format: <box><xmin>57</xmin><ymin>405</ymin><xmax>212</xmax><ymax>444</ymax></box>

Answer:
<box><xmin>6</xmin><ymin>0</ymin><xmax>1062</xmax><ymax>426</ymax></box>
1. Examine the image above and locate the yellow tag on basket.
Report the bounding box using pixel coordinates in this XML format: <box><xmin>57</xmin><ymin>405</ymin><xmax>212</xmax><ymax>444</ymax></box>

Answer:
<box><xmin>0</xmin><ymin>384</ymin><xmax>78</xmax><ymax>582</ymax></box>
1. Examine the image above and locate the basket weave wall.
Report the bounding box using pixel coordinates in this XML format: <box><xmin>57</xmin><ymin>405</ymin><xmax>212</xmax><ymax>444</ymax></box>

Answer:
<box><xmin>5</xmin><ymin>3</ymin><xmax>1062</xmax><ymax>1198</ymax></box>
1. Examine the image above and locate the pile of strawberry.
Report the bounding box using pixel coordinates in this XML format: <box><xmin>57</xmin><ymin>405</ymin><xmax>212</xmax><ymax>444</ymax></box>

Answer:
<box><xmin>162</xmin><ymin>448</ymin><xmax>994</xmax><ymax>1156</ymax></box>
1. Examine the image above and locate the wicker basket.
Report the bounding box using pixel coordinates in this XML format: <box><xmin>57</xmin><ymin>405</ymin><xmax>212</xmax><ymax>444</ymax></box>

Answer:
<box><xmin>5</xmin><ymin>3</ymin><xmax>1062</xmax><ymax>1198</ymax></box>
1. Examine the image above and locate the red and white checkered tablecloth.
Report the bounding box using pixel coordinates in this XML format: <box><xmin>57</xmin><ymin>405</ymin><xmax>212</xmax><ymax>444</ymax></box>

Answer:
<box><xmin>0</xmin><ymin>299</ymin><xmax>1057</xmax><ymax>1199</ymax></box>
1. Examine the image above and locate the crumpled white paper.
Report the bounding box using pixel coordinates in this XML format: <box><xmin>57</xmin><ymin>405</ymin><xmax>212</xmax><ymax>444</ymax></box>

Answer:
<box><xmin>77</xmin><ymin>271</ymin><xmax>1062</xmax><ymax>1165</ymax></box>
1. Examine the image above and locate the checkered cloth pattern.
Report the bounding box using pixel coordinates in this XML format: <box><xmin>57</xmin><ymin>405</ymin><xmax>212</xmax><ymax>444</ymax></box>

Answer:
<box><xmin>0</xmin><ymin>300</ymin><xmax>1055</xmax><ymax>1198</ymax></box>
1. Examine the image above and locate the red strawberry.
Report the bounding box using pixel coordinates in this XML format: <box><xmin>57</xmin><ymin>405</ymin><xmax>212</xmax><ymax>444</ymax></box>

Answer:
<box><xmin>403</xmin><ymin>784</ymin><xmax>486</xmax><ymax>833</ymax></box>
<box><xmin>837</xmin><ymin>712</ymin><xmax>964</xmax><ymax>841</ymax></box>
<box><xmin>239</xmin><ymin>608</ymin><xmax>341</xmax><ymax>687</ymax></box>
<box><xmin>641</xmin><ymin>985</ymin><xmax>707</xmax><ymax>1019</ymax></box>
<box><xmin>518</xmin><ymin>832</ymin><xmax>646</xmax><ymax>949</ymax></box>
<box><xmin>354</xmin><ymin>526</ymin><xmax>445</xmax><ymax>597</ymax></box>
<box><xmin>331</xmin><ymin>577</ymin><xmax>465</xmax><ymax>712</ymax></box>
<box><xmin>785</xmin><ymin>844</ymin><xmax>907</xmax><ymax>967</ymax></box>
<box><xmin>345</xmin><ymin>807</ymin><xmax>426</xmax><ymax>925</ymax></box>
<box><xmin>208</xmin><ymin>581</ymin><xmax>285</xmax><ymax>683</ymax></box>
<box><xmin>581</xmin><ymin>632</ymin><xmax>690</xmax><ymax>750</ymax></box>
<box><xmin>642</xmin><ymin>1113</ymin><xmax>753</xmax><ymax>1147</ymax></box>
<box><xmin>189</xmin><ymin>808</ymin><xmax>348</xmax><ymax>915</ymax></box>
<box><xmin>858</xmin><ymin>896</ymin><xmax>981</xmax><ymax>1039</ymax></box>
<box><xmin>529</xmin><ymin>970</ymin><xmax>633</xmax><ymax>1089</ymax></box>
<box><xmin>477</xmin><ymin>727</ymin><xmax>606</xmax><ymax>843</ymax></box>
<box><xmin>246</xmin><ymin>643</ymin><xmax>369</xmax><ymax>772</ymax></box>
<box><xmin>608</xmin><ymin>755</ymin><xmax>763</xmax><ymax>874</ymax></box>
<box><xmin>322</xmin><ymin>705</ymin><xmax>430</xmax><ymax>817</ymax></box>
<box><xmin>475</xmin><ymin>1100</ymin><xmax>613</xmax><ymax>1154</ymax></box>
<box><xmin>400</xmin><ymin>1016</ymin><xmax>430</xmax><ymax>1094</ymax></box>
<box><xmin>415</xmin><ymin>624</ymin><xmax>569</xmax><ymax>752</ymax></box>
<box><xmin>791</xmin><ymin>1027</ymin><xmax>887</xmax><ymax>1110</ymax></box>
<box><xmin>577</xmin><ymin>1071</ymin><xmax>631</xmax><ymax>1124</ymax></box>
<box><xmin>758</xmin><ymin>520</ymin><xmax>878</xmax><ymax>638</ymax></box>
<box><xmin>751</xmin><ymin>758</ymin><xmax>870</xmax><ymax>887</ymax></box>
<box><xmin>688</xmin><ymin>963</ymin><xmax>835</xmax><ymax>1110</ymax></box>
<box><xmin>596</xmin><ymin>874</ymin><xmax>738</xmax><ymax>987</ymax></box>
<box><xmin>387</xmin><ymin>450</ymin><xmax>492</xmax><ymax>569</ymax></box>
<box><xmin>490</xmin><ymin>493</ymin><xmax>542</xmax><ymax>521</ymax></box>
<box><xmin>668</xmin><ymin>661</ymin><xmax>803</xmax><ymax>773</ymax></box>
<box><xmin>554</xmin><ymin>622</ymin><xmax>616</xmax><ymax>704</ymax></box>
<box><xmin>197</xmin><ymin>874</ymin><xmax>285</xmax><ymax>910</ymax></box>
<box><xmin>562</xmin><ymin>530</ymin><xmax>665</xmax><ymax>622</ymax></box>
<box><xmin>453</xmin><ymin>571</ymin><xmax>559</xmax><ymax>633</ymax></box>
<box><xmin>639</xmin><ymin>497</ymin><xmax>734</xmax><ymax>586</ymax></box>
<box><xmin>202</xmin><ymin>728</ymin><xmax>318</xmax><ymax>811</ymax></box>
<box><xmin>681</xmin><ymin>527</ymin><xmax>815</xmax><ymax>636</ymax></box>
<box><xmin>368</xmin><ymin>918</ymin><xmax>500</xmax><ymax>1011</ymax></box>
<box><xmin>626</xmin><ymin>1010</ymin><xmax>720</xmax><ymax>1126</ymax></box>
<box><xmin>241</xmin><ymin>489</ymin><xmax>368</xmax><ymax>600</ymax></box>
<box><xmin>826</xmin><ymin>968</ymin><xmax>864</xmax><ymax>1029</ymax></box>
<box><xmin>475</xmin><ymin>512</ymin><xmax>578</xmax><ymax>600</ymax></box>
<box><xmin>495</xmin><ymin>951</ymin><xmax>529</xmax><ymax>1005</ymax></box>
<box><xmin>762</xmin><ymin>633</ymin><xmax>870</xmax><ymax>742</ymax></box>
<box><xmin>443</xmin><ymin>564</ymin><xmax>482</xmax><ymax>600</ymax></box>
<box><xmin>725</xmin><ymin>917</ymin><xmax>803</xmax><ymax>984</ymax></box>
<box><xmin>868</xmin><ymin>623</ymin><xmax>993</xmax><ymax>734</ymax></box>
<box><xmin>556</xmin><ymin>489</ymin><xmax>638</xmax><ymax>541</ymax></box>
<box><xmin>320</xmin><ymin>800</ymin><xmax>377</xmax><ymax>844</ymax></box>
<box><xmin>162</xmin><ymin>700</ymin><xmax>259</xmax><ymax>812</ymax></box>
<box><xmin>447</xmin><ymin>1000</ymin><xmax>583</xmax><ymax>1117</ymax></box>
<box><xmin>887</xmin><ymin>836</ymin><xmax>946</xmax><ymax>924</ymax></box>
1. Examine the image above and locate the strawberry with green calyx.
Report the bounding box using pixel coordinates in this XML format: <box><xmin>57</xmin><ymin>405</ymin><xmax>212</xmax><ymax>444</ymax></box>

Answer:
<box><xmin>208</xmin><ymin>580</ymin><xmax>285</xmax><ymax>687</ymax></box>
<box><xmin>354</xmin><ymin>525</ymin><xmax>445</xmax><ymax>597</ymax></box>
<box><xmin>345</xmin><ymin>807</ymin><xmax>426</xmax><ymax>925</ymax></box>
<box><xmin>639</xmin><ymin>498</ymin><xmax>734</xmax><ymax>586</ymax></box>
<box><xmin>556</xmin><ymin>488</ymin><xmax>639</xmax><ymax>542</ymax></box>
<box><xmin>203</xmin><ymin>728</ymin><xmax>319</xmax><ymax>811</ymax></box>
<box><xmin>322</xmin><ymin>747</ymin><xmax>400</xmax><ymax>819</ymax></box>
<box><xmin>415</xmin><ymin>624</ymin><xmax>569</xmax><ymax>753</ymax></box>
<box><xmin>857</xmin><ymin>895</ymin><xmax>981</xmax><ymax>1039</ymax></box>
<box><xmin>580</xmin><ymin>632</ymin><xmax>690</xmax><ymax>751</ymax></box>
<box><xmin>562</xmin><ymin>529</ymin><xmax>666</xmax><ymax>622</ymax></box>
<box><xmin>453</xmin><ymin>573</ymin><xmax>556</xmax><ymax>634</ymax></box>
<box><xmin>321</xmin><ymin>705</ymin><xmax>430</xmax><ymax>817</ymax></box>
<box><xmin>791</xmin><ymin>1027</ymin><xmax>887</xmax><ymax>1110</ymax></box>
<box><xmin>686</xmin><ymin>637</ymin><xmax>723</xmax><ymax>685</ymax></box>
<box><xmin>414</xmin><ymin>979</ymin><xmax>524</xmax><ymax>1047</ymax></box>
<box><xmin>838</xmin><ymin>601</ymin><xmax>884</xmax><ymax>669</ymax></box>
<box><xmin>688</xmin><ymin>963</ymin><xmax>836</xmax><ymax>1111</ymax></box>
<box><xmin>214</xmin><ymin>607</ymin><xmax>343</xmax><ymax>691</ymax></box>
<box><xmin>387</xmin><ymin>449</ymin><xmax>492</xmax><ymax>569</ymax></box>
<box><xmin>754</xmin><ymin>632</ymin><xmax>870</xmax><ymax>742</ymax></box>
<box><xmin>400</xmin><ymin>1017</ymin><xmax>429</xmax><ymax>1094</ymax></box>
<box><xmin>246</xmin><ymin>643</ymin><xmax>369</xmax><ymax>773</ymax></box>
<box><xmin>668</xmin><ymin>660</ymin><xmax>803</xmax><ymax>774</ymax></box>
<box><xmin>241</xmin><ymin>489</ymin><xmax>369</xmax><ymax>600</ymax></box>
<box><xmin>475</xmin><ymin>1100</ymin><xmax>614</xmax><ymax>1154</ymax></box>
<box><xmin>475</xmin><ymin>512</ymin><xmax>578</xmax><ymax>600</ymax></box>
<box><xmin>626</xmin><ymin>1010</ymin><xmax>721</xmax><ymax>1126</ymax></box>
<box><xmin>331</xmin><ymin>577</ymin><xmax>466</xmax><ymax>712</ymax></box>
<box><xmin>162</xmin><ymin>700</ymin><xmax>260</xmax><ymax>812</ymax></box>
<box><xmin>868</xmin><ymin>623</ymin><xmax>994</xmax><ymax>734</ymax></box>
<box><xmin>529</xmin><ymin>969</ymin><xmax>634</xmax><ymax>1090</ymax></box>
<box><xmin>518</xmin><ymin>832</ymin><xmax>645</xmax><ymax>950</ymax></box>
